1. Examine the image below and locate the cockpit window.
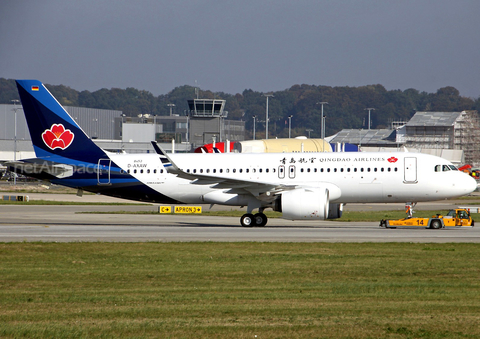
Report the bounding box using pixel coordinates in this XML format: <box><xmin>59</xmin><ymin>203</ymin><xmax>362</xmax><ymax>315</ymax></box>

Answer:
<box><xmin>442</xmin><ymin>165</ymin><xmax>450</xmax><ymax>171</ymax></box>
<box><xmin>449</xmin><ymin>165</ymin><xmax>458</xmax><ymax>171</ymax></box>
<box><xmin>435</xmin><ymin>165</ymin><xmax>441</xmax><ymax>172</ymax></box>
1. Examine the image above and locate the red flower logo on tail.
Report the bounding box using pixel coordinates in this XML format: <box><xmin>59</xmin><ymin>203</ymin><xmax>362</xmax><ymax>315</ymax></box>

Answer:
<box><xmin>387</xmin><ymin>156</ymin><xmax>398</xmax><ymax>163</ymax></box>
<box><xmin>42</xmin><ymin>124</ymin><xmax>74</xmax><ymax>150</ymax></box>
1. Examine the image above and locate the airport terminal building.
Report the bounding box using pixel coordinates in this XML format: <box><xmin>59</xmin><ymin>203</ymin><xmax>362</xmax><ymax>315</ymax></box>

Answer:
<box><xmin>0</xmin><ymin>99</ymin><xmax>245</xmax><ymax>160</ymax></box>
<box><xmin>329</xmin><ymin>110</ymin><xmax>480</xmax><ymax>166</ymax></box>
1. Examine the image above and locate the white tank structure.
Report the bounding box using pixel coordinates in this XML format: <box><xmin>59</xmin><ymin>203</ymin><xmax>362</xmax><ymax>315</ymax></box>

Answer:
<box><xmin>233</xmin><ymin>137</ymin><xmax>332</xmax><ymax>153</ymax></box>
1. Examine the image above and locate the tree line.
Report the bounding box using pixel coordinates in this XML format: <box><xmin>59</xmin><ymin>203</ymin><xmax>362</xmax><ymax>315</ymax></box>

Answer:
<box><xmin>1</xmin><ymin>78</ymin><xmax>479</xmax><ymax>139</ymax></box>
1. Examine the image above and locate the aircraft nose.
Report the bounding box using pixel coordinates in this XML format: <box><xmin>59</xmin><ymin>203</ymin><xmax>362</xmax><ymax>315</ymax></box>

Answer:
<box><xmin>463</xmin><ymin>174</ymin><xmax>478</xmax><ymax>195</ymax></box>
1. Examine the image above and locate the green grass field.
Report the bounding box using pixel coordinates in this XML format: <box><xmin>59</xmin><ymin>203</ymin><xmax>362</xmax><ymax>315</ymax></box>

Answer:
<box><xmin>1</xmin><ymin>242</ymin><xmax>480</xmax><ymax>338</ymax></box>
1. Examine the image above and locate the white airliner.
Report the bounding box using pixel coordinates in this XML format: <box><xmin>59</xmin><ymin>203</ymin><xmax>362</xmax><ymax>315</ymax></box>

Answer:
<box><xmin>8</xmin><ymin>80</ymin><xmax>478</xmax><ymax>227</ymax></box>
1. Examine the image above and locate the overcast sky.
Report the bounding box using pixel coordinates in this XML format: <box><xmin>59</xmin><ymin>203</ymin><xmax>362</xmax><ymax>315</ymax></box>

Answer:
<box><xmin>1</xmin><ymin>0</ymin><xmax>479</xmax><ymax>98</ymax></box>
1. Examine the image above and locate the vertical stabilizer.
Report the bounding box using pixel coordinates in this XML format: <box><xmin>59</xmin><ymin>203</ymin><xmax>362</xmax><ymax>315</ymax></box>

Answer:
<box><xmin>15</xmin><ymin>80</ymin><xmax>106</xmax><ymax>162</ymax></box>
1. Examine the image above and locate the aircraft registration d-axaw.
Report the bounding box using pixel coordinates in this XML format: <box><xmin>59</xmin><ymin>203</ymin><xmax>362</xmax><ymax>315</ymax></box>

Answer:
<box><xmin>9</xmin><ymin>80</ymin><xmax>478</xmax><ymax>227</ymax></box>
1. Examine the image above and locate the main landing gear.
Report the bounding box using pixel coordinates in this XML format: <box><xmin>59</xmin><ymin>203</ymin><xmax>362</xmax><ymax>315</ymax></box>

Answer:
<box><xmin>240</xmin><ymin>212</ymin><xmax>268</xmax><ymax>227</ymax></box>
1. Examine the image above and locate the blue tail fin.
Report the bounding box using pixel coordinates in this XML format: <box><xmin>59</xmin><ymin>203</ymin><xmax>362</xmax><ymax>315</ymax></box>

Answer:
<box><xmin>16</xmin><ymin>80</ymin><xmax>107</xmax><ymax>163</ymax></box>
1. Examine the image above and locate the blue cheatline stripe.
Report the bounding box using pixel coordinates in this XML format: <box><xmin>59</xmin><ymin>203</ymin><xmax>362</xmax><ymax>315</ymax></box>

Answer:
<box><xmin>51</xmin><ymin>178</ymin><xmax>179</xmax><ymax>204</ymax></box>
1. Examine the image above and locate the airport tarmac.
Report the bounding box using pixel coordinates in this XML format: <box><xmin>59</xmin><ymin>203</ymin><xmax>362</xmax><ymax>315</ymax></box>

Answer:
<box><xmin>1</xmin><ymin>192</ymin><xmax>480</xmax><ymax>243</ymax></box>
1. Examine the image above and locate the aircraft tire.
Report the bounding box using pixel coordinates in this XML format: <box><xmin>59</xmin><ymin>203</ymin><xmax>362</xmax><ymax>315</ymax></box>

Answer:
<box><xmin>430</xmin><ymin>219</ymin><xmax>442</xmax><ymax>229</ymax></box>
<box><xmin>254</xmin><ymin>213</ymin><xmax>268</xmax><ymax>227</ymax></box>
<box><xmin>240</xmin><ymin>213</ymin><xmax>255</xmax><ymax>227</ymax></box>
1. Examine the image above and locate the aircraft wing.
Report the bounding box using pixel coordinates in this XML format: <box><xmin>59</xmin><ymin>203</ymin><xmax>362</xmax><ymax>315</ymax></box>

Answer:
<box><xmin>169</xmin><ymin>164</ymin><xmax>292</xmax><ymax>199</ymax></box>
<box><xmin>164</xmin><ymin>163</ymin><xmax>341</xmax><ymax>201</ymax></box>
<box><xmin>151</xmin><ymin>142</ymin><xmax>294</xmax><ymax>199</ymax></box>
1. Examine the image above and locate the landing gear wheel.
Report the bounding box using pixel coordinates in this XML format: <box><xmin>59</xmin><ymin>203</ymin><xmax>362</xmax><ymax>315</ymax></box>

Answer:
<box><xmin>430</xmin><ymin>220</ymin><xmax>442</xmax><ymax>229</ymax></box>
<box><xmin>240</xmin><ymin>213</ymin><xmax>255</xmax><ymax>227</ymax></box>
<box><xmin>254</xmin><ymin>213</ymin><xmax>268</xmax><ymax>227</ymax></box>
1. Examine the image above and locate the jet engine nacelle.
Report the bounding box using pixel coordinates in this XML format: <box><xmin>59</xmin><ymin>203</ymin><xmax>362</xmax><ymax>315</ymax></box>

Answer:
<box><xmin>278</xmin><ymin>188</ymin><xmax>330</xmax><ymax>220</ymax></box>
<box><xmin>327</xmin><ymin>203</ymin><xmax>343</xmax><ymax>219</ymax></box>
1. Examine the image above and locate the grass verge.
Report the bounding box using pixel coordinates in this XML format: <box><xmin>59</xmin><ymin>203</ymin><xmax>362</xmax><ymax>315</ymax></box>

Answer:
<box><xmin>1</xmin><ymin>242</ymin><xmax>480</xmax><ymax>338</ymax></box>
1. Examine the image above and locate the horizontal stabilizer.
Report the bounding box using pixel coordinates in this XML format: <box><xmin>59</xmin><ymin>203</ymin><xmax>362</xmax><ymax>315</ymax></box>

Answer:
<box><xmin>6</xmin><ymin>159</ymin><xmax>74</xmax><ymax>179</ymax></box>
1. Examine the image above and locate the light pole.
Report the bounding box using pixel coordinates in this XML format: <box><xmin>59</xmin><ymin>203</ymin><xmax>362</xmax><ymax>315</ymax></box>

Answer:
<box><xmin>323</xmin><ymin>115</ymin><xmax>327</xmax><ymax>139</ymax></box>
<box><xmin>11</xmin><ymin>100</ymin><xmax>21</xmax><ymax>185</ymax></box>
<box><xmin>317</xmin><ymin>102</ymin><xmax>328</xmax><ymax>139</ymax></box>
<box><xmin>185</xmin><ymin>111</ymin><xmax>189</xmax><ymax>143</ymax></box>
<box><xmin>252</xmin><ymin>115</ymin><xmax>256</xmax><ymax>140</ymax></box>
<box><xmin>365</xmin><ymin>108</ymin><xmax>375</xmax><ymax>129</ymax></box>
<box><xmin>288</xmin><ymin>115</ymin><xmax>293</xmax><ymax>138</ymax></box>
<box><xmin>263</xmin><ymin>93</ymin><xmax>274</xmax><ymax>139</ymax></box>
<box><xmin>306</xmin><ymin>128</ymin><xmax>313</xmax><ymax>138</ymax></box>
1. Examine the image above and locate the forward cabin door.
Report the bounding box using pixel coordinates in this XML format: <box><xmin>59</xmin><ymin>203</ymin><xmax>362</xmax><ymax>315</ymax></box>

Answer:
<box><xmin>404</xmin><ymin>157</ymin><xmax>417</xmax><ymax>184</ymax></box>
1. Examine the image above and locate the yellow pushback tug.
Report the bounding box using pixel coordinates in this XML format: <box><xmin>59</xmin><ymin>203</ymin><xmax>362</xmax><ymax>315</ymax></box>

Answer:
<box><xmin>379</xmin><ymin>207</ymin><xmax>475</xmax><ymax>229</ymax></box>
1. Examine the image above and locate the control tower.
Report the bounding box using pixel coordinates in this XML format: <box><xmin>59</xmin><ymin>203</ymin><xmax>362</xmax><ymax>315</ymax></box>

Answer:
<box><xmin>188</xmin><ymin>99</ymin><xmax>229</xmax><ymax>148</ymax></box>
